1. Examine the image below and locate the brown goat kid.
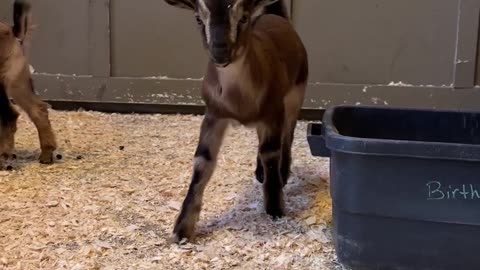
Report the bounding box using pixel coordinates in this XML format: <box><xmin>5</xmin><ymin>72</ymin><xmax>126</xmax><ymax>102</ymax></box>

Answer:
<box><xmin>0</xmin><ymin>0</ymin><xmax>57</xmax><ymax>168</ymax></box>
<box><xmin>163</xmin><ymin>0</ymin><xmax>308</xmax><ymax>243</ymax></box>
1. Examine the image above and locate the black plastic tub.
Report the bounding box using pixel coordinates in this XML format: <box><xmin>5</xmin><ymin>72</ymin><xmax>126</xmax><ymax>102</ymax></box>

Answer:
<box><xmin>307</xmin><ymin>105</ymin><xmax>480</xmax><ymax>270</ymax></box>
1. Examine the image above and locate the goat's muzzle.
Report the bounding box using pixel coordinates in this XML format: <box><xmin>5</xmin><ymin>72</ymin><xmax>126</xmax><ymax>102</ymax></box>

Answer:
<box><xmin>210</xmin><ymin>42</ymin><xmax>231</xmax><ymax>67</ymax></box>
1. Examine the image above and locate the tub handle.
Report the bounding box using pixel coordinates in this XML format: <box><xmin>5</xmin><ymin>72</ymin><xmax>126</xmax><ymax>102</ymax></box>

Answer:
<box><xmin>307</xmin><ymin>123</ymin><xmax>331</xmax><ymax>157</ymax></box>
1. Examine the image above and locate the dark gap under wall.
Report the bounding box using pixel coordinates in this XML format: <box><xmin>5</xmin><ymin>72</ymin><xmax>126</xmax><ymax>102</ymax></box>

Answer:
<box><xmin>475</xmin><ymin>9</ymin><xmax>480</xmax><ymax>86</ymax></box>
<box><xmin>46</xmin><ymin>101</ymin><xmax>325</xmax><ymax>121</ymax></box>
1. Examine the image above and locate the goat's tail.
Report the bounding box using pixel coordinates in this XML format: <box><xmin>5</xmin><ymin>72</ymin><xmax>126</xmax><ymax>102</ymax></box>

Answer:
<box><xmin>13</xmin><ymin>0</ymin><xmax>32</xmax><ymax>44</ymax></box>
<box><xmin>263</xmin><ymin>0</ymin><xmax>289</xmax><ymax>19</ymax></box>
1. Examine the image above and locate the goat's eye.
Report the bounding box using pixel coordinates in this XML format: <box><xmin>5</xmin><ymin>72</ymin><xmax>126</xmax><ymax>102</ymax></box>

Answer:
<box><xmin>239</xmin><ymin>15</ymin><xmax>248</xmax><ymax>24</ymax></box>
<box><xmin>195</xmin><ymin>16</ymin><xmax>203</xmax><ymax>25</ymax></box>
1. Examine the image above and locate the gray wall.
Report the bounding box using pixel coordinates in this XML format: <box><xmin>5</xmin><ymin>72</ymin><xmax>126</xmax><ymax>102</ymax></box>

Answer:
<box><xmin>1</xmin><ymin>0</ymin><xmax>480</xmax><ymax>111</ymax></box>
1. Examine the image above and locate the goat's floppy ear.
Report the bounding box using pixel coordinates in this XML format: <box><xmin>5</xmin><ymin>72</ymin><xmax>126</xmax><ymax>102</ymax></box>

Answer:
<box><xmin>13</xmin><ymin>0</ymin><xmax>32</xmax><ymax>42</ymax></box>
<box><xmin>163</xmin><ymin>0</ymin><xmax>196</xmax><ymax>10</ymax></box>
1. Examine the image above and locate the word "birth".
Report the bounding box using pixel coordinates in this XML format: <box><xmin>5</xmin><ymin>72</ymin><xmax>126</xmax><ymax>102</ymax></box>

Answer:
<box><xmin>426</xmin><ymin>181</ymin><xmax>480</xmax><ymax>200</ymax></box>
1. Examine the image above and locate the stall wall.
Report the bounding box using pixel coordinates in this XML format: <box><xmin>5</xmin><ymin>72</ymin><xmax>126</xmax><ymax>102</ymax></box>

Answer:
<box><xmin>1</xmin><ymin>0</ymin><xmax>479</xmax><ymax>111</ymax></box>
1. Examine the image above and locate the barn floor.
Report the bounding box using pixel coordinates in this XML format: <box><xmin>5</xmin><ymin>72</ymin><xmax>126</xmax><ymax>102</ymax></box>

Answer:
<box><xmin>0</xmin><ymin>110</ymin><xmax>342</xmax><ymax>270</ymax></box>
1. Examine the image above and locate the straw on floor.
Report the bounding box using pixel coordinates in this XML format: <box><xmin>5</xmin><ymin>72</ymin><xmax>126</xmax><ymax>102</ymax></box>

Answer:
<box><xmin>0</xmin><ymin>110</ymin><xmax>342</xmax><ymax>270</ymax></box>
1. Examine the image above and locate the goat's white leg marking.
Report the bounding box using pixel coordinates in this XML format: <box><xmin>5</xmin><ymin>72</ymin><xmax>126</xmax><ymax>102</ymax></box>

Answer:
<box><xmin>172</xmin><ymin>114</ymin><xmax>228</xmax><ymax>242</ymax></box>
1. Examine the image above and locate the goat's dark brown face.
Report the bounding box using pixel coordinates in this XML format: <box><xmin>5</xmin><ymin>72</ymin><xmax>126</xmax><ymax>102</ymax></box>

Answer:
<box><xmin>197</xmin><ymin>0</ymin><xmax>238</xmax><ymax>66</ymax></box>
<box><xmin>164</xmin><ymin>0</ymin><xmax>279</xmax><ymax>67</ymax></box>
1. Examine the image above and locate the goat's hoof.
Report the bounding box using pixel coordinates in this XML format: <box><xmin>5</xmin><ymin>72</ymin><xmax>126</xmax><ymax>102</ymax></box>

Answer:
<box><xmin>266</xmin><ymin>204</ymin><xmax>285</xmax><ymax>219</ymax></box>
<box><xmin>282</xmin><ymin>177</ymin><xmax>288</xmax><ymax>187</ymax></box>
<box><xmin>255</xmin><ymin>168</ymin><xmax>264</xmax><ymax>184</ymax></box>
<box><xmin>39</xmin><ymin>152</ymin><xmax>54</xmax><ymax>164</ymax></box>
<box><xmin>0</xmin><ymin>154</ymin><xmax>15</xmax><ymax>171</ymax></box>
<box><xmin>171</xmin><ymin>230</ymin><xmax>194</xmax><ymax>244</ymax></box>
<box><xmin>268</xmin><ymin>210</ymin><xmax>285</xmax><ymax>219</ymax></box>
<box><xmin>169</xmin><ymin>233</ymin><xmax>191</xmax><ymax>245</ymax></box>
<box><xmin>172</xmin><ymin>220</ymin><xmax>195</xmax><ymax>244</ymax></box>
<box><xmin>280</xmin><ymin>168</ymin><xmax>292</xmax><ymax>187</ymax></box>
<box><xmin>1</xmin><ymin>152</ymin><xmax>16</xmax><ymax>161</ymax></box>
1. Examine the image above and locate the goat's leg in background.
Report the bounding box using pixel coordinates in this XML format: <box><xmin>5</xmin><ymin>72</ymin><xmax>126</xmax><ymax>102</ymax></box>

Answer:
<box><xmin>255</xmin><ymin>141</ymin><xmax>265</xmax><ymax>184</ymax></box>
<box><xmin>255</xmin><ymin>121</ymin><xmax>293</xmax><ymax>186</ymax></box>
<box><xmin>7</xmin><ymin>78</ymin><xmax>57</xmax><ymax>164</ymax></box>
<box><xmin>255</xmin><ymin>120</ymin><xmax>296</xmax><ymax>186</ymax></box>
<box><xmin>0</xmin><ymin>82</ymin><xmax>19</xmax><ymax>165</ymax></box>
<box><xmin>281</xmin><ymin>84</ymin><xmax>306</xmax><ymax>186</ymax></box>
<box><xmin>172</xmin><ymin>113</ymin><xmax>229</xmax><ymax>242</ymax></box>
<box><xmin>281</xmin><ymin>119</ymin><xmax>295</xmax><ymax>187</ymax></box>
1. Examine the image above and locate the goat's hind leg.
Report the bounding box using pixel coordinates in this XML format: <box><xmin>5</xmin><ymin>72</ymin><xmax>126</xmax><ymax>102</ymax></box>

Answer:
<box><xmin>0</xmin><ymin>82</ymin><xmax>19</xmax><ymax>166</ymax></box>
<box><xmin>29</xmin><ymin>98</ymin><xmax>57</xmax><ymax>164</ymax></box>
<box><xmin>258</xmin><ymin>118</ymin><xmax>285</xmax><ymax>218</ymax></box>
<box><xmin>256</xmin><ymin>121</ymin><xmax>295</xmax><ymax>187</ymax></box>
<box><xmin>172</xmin><ymin>113</ymin><xmax>228</xmax><ymax>243</ymax></box>
<box><xmin>281</xmin><ymin>84</ymin><xmax>305</xmax><ymax>186</ymax></box>
<box><xmin>9</xmin><ymin>80</ymin><xmax>57</xmax><ymax>164</ymax></box>
<box><xmin>255</xmin><ymin>146</ymin><xmax>264</xmax><ymax>183</ymax></box>
<box><xmin>280</xmin><ymin>119</ymin><xmax>296</xmax><ymax>187</ymax></box>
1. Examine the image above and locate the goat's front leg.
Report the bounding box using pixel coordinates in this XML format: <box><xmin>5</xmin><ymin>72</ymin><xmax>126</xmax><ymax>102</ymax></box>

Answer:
<box><xmin>258</xmin><ymin>119</ymin><xmax>285</xmax><ymax>218</ymax></box>
<box><xmin>172</xmin><ymin>113</ymin><xmax>228</xmax><ymax>243</ymax></box>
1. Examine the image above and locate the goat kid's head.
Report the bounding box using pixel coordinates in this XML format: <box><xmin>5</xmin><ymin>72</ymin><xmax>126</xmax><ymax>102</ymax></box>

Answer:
<box><xmin>164</xmin><ymin>0</ymin><xmax>279</xmax><ymax>67</ymax></box>
<box><xmin>0</xmin><ymin>0</ymin><xmax>31</xmax><ymax>60</ymax></box>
